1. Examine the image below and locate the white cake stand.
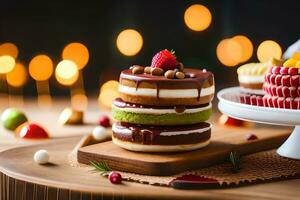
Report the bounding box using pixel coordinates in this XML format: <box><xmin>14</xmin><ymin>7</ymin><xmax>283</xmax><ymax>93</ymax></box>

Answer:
<box><xmin>217</xmin><ymin>87</ymin><xmax>300</xmax><ymax>160</ymax></box>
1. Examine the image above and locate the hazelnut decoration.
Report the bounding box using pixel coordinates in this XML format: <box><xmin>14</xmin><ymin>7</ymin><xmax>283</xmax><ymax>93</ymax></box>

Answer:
<box><xmin>151</xmin><ymin>67</ymin><xmax>164</xmax><ymax>76</ymax></box>
<box><xmin>144</xmin><ymin>66</ymin><xmax>151</xmax><ymax>74</ymax></box>
<box><xmin>164</xmin><ymin>70</ymin><xmax>175</xmax><ymax>79</ymax></box>
<box><xmin>132</xmin><ymin>65</ymin><xmax>144</xmax><ymax>74</ymax></box>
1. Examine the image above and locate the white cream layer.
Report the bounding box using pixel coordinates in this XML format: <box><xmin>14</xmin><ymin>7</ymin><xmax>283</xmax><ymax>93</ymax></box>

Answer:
<box><xmin>112</xmin><ymin>103</ymin><xmax>212</xmax><ymax>114</ymax></box>
<box><xmin>112</xmin><ymin>123</ymin><xmax>211</xmax><ymax>137</ymax></box>
<box><xmin>119</xmin><ymin>85</ymin><xmax>215</xmax><ymax>98</ymax></box>
<box><xmin>238</xmin><ymin>75</ymin><xmax>264</xmax><ymax>84</ymax></box>
<box><xmin>112</xmin><ymin>137</ymin><xmax>210</xmax><ymax>152</ymax></box>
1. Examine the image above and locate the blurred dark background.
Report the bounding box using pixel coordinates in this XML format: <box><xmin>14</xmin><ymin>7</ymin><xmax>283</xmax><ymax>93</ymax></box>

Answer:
<box><xmin>1</xmin><ymin>0</ymin><xmax>299</xmax><ymax>96</ymax></box>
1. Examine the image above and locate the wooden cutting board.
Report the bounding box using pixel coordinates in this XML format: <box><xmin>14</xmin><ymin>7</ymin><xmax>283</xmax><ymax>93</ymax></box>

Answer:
<box><xmin>77</xmin><ymin>124</ymin><xmax>291</xmax><ymax>176</ymax></box>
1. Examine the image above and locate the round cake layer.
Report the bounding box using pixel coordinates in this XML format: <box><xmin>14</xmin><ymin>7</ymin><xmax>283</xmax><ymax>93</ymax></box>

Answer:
<box><xmin>112</xmin><ymin>122</ymin><xmax>211</xmax><ymax>152</ymax></box>
<box><xmin>119</xmin><ymin>68</ymin><xmax>214</xmax><ymax>106</ymax></box>
<box><xmin>112</xmin><ymin>98</ymin><xmax>212</xmax><ymax>125</ymax></box>
<box><xmin>237</xmin><ymin>63</ymin><xmax>269</xmax><ymax>91</ymax></box>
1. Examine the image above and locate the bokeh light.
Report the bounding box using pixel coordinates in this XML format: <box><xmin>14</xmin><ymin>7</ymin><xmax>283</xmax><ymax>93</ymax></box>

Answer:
<box><xmin>232</xmin><ymin>35</ymin><xmax>253</xmax><ymax>63</ymax></box>
<box><xmin>71</xmin><ymin>93</ymin><xmax>88</xmax><ymax>110</ymax></box>
<box><xmin>62</xmin><ymin>42</ymin><xmax>89</xmax><ymax>70</ymax></box>
<box><xmin>0</xmin><ymin>43</ymin><xmax>18</xmax><ymax>58</ymax></box>
<box><xmin>29</xmin><ymin>55</ymin><xmax>53</xmax><ymax>81</ymax></box>
<box><xmin>55</xmin><ymin>60</ymin><xmax>79</xmax><ymax>86</ymax></box>
<box><xmin>184</xmin><ymin>4</ymin><xmax>212</xmax><ymax>31</ymax></box>
<box><xmin>257</xmin><ymin>40</ymin><xmax>282</xmax><ymax>62</ymax></box>
<box><xmin>116</xmin><ymin>29</ymin><xmax>143</xmax><ymax>56</ymax></box>
<box><xmin>0</xmin><ymin>55</ymin><xmax>16</xmax><ymax>74</ymax></box>
<box><xmin>6</xmin><ymin>63</ymin><xmax>27</xmax><ymax>87</ymax></box>
<box><xmin>216</xmin><ymin>38</ymin><xmax>242</xmax><ymax>67</ymax></box>
<box><xmin>98</xmin><ymin>80</ymin><xmax>119</xmax><ymax>108</ymax></box>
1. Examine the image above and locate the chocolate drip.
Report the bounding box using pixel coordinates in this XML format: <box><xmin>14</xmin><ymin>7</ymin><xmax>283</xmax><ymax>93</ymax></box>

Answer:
<box><xmin>113</xmin><ymin>98</ymin><xmax>209</xmax><ymax>110</ymax></box>
<box><xmin>113</xmin><ymin>122</ymin><xmax>211</xmax><ymax>145</ymax></box>
<box><xmin>174</xmin><ymin>105</ymin><xmax>186</xmax><ymax>113</ymax></box>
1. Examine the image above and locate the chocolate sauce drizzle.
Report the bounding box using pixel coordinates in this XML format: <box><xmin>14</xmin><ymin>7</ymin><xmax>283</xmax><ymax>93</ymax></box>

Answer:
<box><xmin>113</xmin><ymin>98</ymin><xmax>209</xmax><ymax>113</ymax></box>
<box><xmin>120</xmin><ymin>68</ymin><xmax>214</xmax><ymax>101</ymax></box>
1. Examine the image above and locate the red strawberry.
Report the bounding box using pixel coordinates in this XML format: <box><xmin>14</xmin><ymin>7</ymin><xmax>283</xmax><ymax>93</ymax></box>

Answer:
<box><xmin>278</xmin><ymin>97</ymin><xmax>284</xmax><ymax>108</ymax></box>
<box><xmin>250</xmin><ymin>96</ymin><xmax>257</xmax><ymax>105</ymax></box>
<box><xmin>151</xmin><ymin>49</ymin><xmax>177</xmax><ymax>70</ymax></box>
<box><xmin>257</xmin><ymin>96</ymin><xmax>263</xmax><ymax>106</ymax></box>
<box><xmin>277</xmin><ymin>86</ymin><xmax>283</xmax><ymax>97</ymax></box>
<box><xmin>270</xmin><ymin>74</ymin><xmax>276</xmax><ymax>85</ymax></box>
<box><xmin>263</xmin><ymin>95</ymin><xmax>269</xmax><ymax>107</ymax></box>
<box><xmin>281</xmin><ymin>75</ymin><xmax>291</xmax><ymax>87</ymax></box>
<box><xmin>275</xmin><ymin>74</ymin><xmax>282</xmax><ymax>86</ymax></box>
<box><xmin>290</xmin><ymin>87</ymin><xmax>297</xmax><ymax>98</ymax></box>
<box><xmin>272</xmin><ymin>66</ymin><xmax>281</xmax><ymax>74</ymax></box>
<box><xmin>288</xmin><ymin>67</ymin><xmax>299</xmax><ymax>75</ymax></box>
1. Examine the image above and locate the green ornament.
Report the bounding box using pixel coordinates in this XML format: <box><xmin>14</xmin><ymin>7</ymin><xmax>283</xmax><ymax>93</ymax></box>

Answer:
<box><xmin>1</xmin><ymin>108</ymin><xmax>28</xmax><ymax>130</ymax></box>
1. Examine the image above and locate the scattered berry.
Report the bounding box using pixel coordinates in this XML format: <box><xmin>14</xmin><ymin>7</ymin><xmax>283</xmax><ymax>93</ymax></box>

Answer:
<box><xmin>98</xmin><ymin>115</ymin><xmax>110</xmax><ymax>127</ymax></box>
<box><xmin>18</xmin><ymin>123</ymin><xmax>49</xmax><ymax>139</ymax></box>
<box><xmin>245</xmin><ymin>133</ymin><xmax>258</xmax><ymax>141</ymax></box>
<box><xmin>151</xmin><ymin>49</ymin><xmax>177</xmax><ymax>70</ymax></box>
<box><xmin>108</xmin><ymin>172</ymin><xmax>122</xmax><ymax>184</ymax></box>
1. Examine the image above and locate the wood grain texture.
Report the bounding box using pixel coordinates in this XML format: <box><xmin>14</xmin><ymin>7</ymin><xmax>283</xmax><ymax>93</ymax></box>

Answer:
<box><xmin>0</xmin><ymin>137</ymin><xmax>300</xmax><ymax>200</ymax></box>
<box><xmin>78</xmin><ymin>125</ymin><xmax>290</xmax><ymax>175</ymax></box>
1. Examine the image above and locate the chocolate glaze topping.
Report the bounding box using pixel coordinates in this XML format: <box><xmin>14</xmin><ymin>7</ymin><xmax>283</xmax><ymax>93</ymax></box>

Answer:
<box><xmin>113</xmin><ymin>98</ymin><xmax>210</xmax><ymax>113</ymax></box>
<box><xmin>113</xmin><ymin>122</ymin><xmax>211</xmax><ymax>145</ymax></box>
<box><xmin>120</xmin><ymin>68</ymin><xmax>214</xmax><ymax>100</ymax></box>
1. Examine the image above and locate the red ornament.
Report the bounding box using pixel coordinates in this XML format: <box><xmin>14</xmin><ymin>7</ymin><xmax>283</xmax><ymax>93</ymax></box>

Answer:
<box><xmin>98</xmin><ymin>115</ymin><xmax>111</xmax><ymax>127</ymax></box>
<box><xmin>169</xmin><ymin>175</ymin><xmax>219</xmax><ymax>189</ymax></box>
<box><xmin>245</xmin><ymin>133</ymin><xmax>258</xmax><ymax>141</ymax></box>
<box><xmin>219</xmin><ymin>114</ymin><xmax>244</xmax><ymax>127</ymax></box>
<box><xmin>151</xmin><ymin>49</ymin><xmax>177</xmax><ymax>70</ymax></box>
<box><xmin>18</xmin><ymin>123</ymin><xmax>49</xmax><ymax>139</ymax></box>
<box><xmin>108</xmin><ymin>172</ymin><xmax>122</xmax><ymax>184</ymax></box>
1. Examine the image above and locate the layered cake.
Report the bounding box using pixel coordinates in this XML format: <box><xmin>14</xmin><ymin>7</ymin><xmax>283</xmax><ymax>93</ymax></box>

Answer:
<box><xmin>240</xmin><ymin>56</ymin><xmax>300</xmax><ymax>109</ymax></box>
<box><xmin>237</xmin><ymin>58</ymin><xmax>284</xmax><ymax>95</ymax></box>
<box><xmin>112</xmin><ymin>49</ymin><xmax>215</xmax><ymax>152</ymax></box>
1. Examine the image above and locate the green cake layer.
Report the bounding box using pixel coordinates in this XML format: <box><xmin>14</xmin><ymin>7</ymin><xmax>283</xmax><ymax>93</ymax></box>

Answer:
<box><xmin>112</xmin><ymin>106</ymin><xmax>212</xmax><ymax>126</ymax></box>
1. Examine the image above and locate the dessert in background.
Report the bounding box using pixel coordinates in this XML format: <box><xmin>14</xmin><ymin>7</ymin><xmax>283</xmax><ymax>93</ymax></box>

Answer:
<box><xmin>237</xmin><ymin>58</ymin><xmax>284</xmax><ymax>95</ymax></box>
<box><xmin>241</xmin><ymin>52</ymin><xmax>300</xmax><ymax>109</ymax></box>
<box><xmin>112</xmin><ymin>49</ymin><xmax>215</xmax><ymax>152</ymax></box>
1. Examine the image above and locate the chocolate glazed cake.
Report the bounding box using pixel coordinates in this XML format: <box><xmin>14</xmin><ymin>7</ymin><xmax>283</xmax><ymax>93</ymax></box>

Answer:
<box><xmin>112</xmin><ymin>49</ymin><xmax>215</xmax><ymax>152</ymax></box>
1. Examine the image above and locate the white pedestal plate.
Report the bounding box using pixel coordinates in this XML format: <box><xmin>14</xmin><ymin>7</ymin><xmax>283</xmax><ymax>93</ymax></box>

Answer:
<box><xmin>218</xmin><ymin>87</ymin><xmax>300</xmax><ymax>160</ymax></box>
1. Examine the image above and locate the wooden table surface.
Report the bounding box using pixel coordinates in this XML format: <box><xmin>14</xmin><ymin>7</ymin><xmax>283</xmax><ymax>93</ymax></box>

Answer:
<box><xmin>0</xmin><ymin>98</ymin><xmax>299</xmax><ymax>200</ymax></box>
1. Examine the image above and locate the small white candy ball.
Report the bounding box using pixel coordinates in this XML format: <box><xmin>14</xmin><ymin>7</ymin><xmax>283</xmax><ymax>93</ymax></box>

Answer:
<box><xmin>34</xmin><ymin>149</ymin><xmax>49</xmax><ymax>164</ymax></box>
<box><xmin>92</xmin><ymin>126</ymin><xmax>108</xmax><ymax>141</ymax></box>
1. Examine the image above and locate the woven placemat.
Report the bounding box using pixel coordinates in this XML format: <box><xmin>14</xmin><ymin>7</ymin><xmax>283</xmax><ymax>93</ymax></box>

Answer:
<box><xmin>69</xmin><ymin>137</ymin><xmax>300</xmax><ymax>187</ymax></box>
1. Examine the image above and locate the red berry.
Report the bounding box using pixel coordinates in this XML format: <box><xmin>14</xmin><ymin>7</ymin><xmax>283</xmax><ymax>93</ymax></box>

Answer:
<box><xmin>151</xmin><ymin>49</ymin><xmax>177</xmax><ymax>70</ymax></box>
<box><xmin>98</xmin><ymin>115</ymin><xmax>110</xmax><ymax>127</ymax></box>
<box><xmin>245</xmin><ymin>133</ymin><xmax>258</xmax><ymax>141</ymax></box>
<box><xmin>280</xmin><ymin>67</ymin><xmax>289</xmax><ymax>75</ymax></box>
<box><xmin>18</xmin><ymin>123</ymin><xmax>49</xmax><ymax>139</ymax></box>
<box><xmin>108</xmin><ymin>172</ymin><xmax>122</xmax><ymax>184</ymax></box>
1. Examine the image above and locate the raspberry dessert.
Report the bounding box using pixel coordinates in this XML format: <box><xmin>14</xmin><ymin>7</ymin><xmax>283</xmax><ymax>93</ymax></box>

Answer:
<box><xmin>240</xmin><ymin>55</ymin><xmax>300</xmax><ymax>109</ymax></box>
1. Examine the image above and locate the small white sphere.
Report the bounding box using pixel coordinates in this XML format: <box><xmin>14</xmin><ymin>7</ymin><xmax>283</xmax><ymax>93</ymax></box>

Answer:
<box><xmin>34</xmin><ymin>149</ymin><xmax>50</xmax><ymax>164</ymax></box>
<box><xmin>92</xmin><ymin>126</ymin><xmax>109</xmax><ymax>141</ymax></box>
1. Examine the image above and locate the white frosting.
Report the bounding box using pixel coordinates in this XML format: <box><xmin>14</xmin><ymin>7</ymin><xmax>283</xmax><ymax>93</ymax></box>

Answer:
<box><xmin>112</xmin><ymin>123</ymin><xmax>211</xmax><ymax>136</ymax></box>
<box><xmin>118</xmin><ymin>85</ymin><xmax>215</xmax><ymax>98</ymax></box>
<box><xmin>113</xmin><ymin>103</ymin><xmax>212</xmax><ymax>114</ymax></box>
<box><xmin>112</xmin><ymin>137</ymin><xmax>210</xmax><ymax>152</ymax></box>
<box><xmin>238</xmin><ymin>75</ymin><xmax>264</xmax><ymax>84</ymax></box>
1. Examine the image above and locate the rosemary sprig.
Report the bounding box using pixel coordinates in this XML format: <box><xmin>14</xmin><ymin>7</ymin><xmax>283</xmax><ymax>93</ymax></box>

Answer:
<box><xmin>229</xmin><ymin>151</ymin><xmax>242</xmax><ymax>173</ymax></box>
<box><xmin>90</xmin><ymin>161</ymin><xmax>112</xmax><ymax>176</ymax></box>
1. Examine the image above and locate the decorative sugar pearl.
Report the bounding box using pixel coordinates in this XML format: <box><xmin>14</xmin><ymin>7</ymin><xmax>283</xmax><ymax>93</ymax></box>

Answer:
<box><xmin>34</xmin><ymin>150</ymin><xmax>50</xmax><ymax>164</ymax></box>
<box><xmin>92</xmin><ymin>126</ymin><xmax>109</xmax><ymax>142</ymax></box>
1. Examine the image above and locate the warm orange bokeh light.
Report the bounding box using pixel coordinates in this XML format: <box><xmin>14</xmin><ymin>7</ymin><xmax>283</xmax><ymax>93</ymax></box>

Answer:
<box><xmin>0</xmin><ymin>43</ymin><xmax>18</xmax><ymax>58</ymax></box>
<box><xmin>55</xmin><ymin>60</ymin><xmax>79</xmax><ymax>86</ymax></box>
<box><xmin>257</xmin><ymin>40</ymin><xmax>282</xmax><ymax>62</ymax></box>
<box><xmin>29</xmin><ymin>55</ymin><xmax>53</xmax><ymax>81</ymax></box>
<box><xmin>6</xmin><ymin>63</ymin><xmax>27</xmax><ymax>87</ymax></box>
<box><xmin>62</xmin><ymin>42</ymin><xmax>89</xmax><ymax>70</ymax></box>
<box><xmin>184</xmin><ymin>4</ymin><xmax>212</xmax><ymax>31</ymax></box>
<box><xmin>71</xmin><ymin>93</ymin><xmax>88</xmax><ymax>110</ymax></box>
<box><xmin>0</xmin><ymin>55</ymin><xmax>16</xmax><ymax>74</ymax></box>
<box><xmin>217</xmin><ymin>39</ymin><xmax>242</xmax><ymax>67</ymax></box>
<box><xmin>98</xmin><ymin>80</ymin><xmax>119</xmax><ymax>108</ymax></box>
<box><xmin>232</xmin><ymin>35</ymin><xmax>253</xmax><ymax>63</ymax></box>
<box><xmin>116</xmin><ymin>29</ymin><xmax>143</xmax><ymax>56</ymax></box>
